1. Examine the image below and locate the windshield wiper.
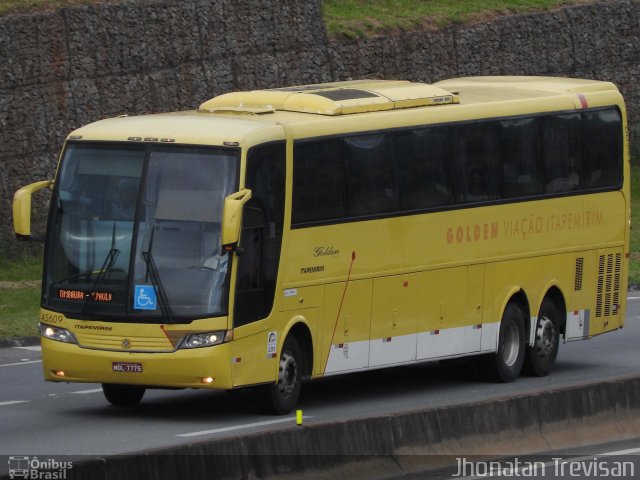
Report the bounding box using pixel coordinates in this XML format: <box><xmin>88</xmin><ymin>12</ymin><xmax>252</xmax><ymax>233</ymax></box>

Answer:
<box><xmin>81</xmin><ymin>223</ymin><xmax>120</xmax><ymax>317</ymax></box>
<box><xmin>58</xmin><ymin>268</ymin><xmax>125</xmax><ymax>284</ymax></box>
<box><xmin>141</xmin><ymin>227</ymin><xmax>176</xmax><ymax>323</ymax></box>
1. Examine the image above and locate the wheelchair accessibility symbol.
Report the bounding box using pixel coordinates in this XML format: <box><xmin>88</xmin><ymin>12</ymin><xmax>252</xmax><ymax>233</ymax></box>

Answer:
<box><xmin>134</xmin><ymin>285</ymin><xmax>157</xmax><ymax>310</ymax></box>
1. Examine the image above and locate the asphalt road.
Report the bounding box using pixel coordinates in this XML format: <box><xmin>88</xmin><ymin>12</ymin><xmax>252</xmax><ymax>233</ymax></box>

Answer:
<box><xmin>1</xmin><ymin>297</ymin><xmax>639</xmax><ymax>466</ymax></box>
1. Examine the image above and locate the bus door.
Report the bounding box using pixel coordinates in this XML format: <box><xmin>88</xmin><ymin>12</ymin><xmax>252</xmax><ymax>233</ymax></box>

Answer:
<box><xmin>231</xmin><ymin>142</ymin><xmax>286</xmax><ymax>386</ymax></box>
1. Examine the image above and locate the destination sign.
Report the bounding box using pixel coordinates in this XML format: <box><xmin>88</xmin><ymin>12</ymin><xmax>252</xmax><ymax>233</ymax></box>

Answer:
<box><xmin>57</xmin><ymin>289</ymin><xmax>114</xmax><ymax>302</ymax></box>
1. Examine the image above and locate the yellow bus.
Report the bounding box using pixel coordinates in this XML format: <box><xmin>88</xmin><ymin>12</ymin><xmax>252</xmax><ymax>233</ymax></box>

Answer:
<box><xmin>14</xmin><ymin>77</ymin><xmax>629</xmax><ymax>414</ymax></box>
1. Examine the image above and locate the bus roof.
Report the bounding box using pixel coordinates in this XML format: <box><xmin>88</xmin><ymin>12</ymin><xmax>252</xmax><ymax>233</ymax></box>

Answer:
<box><xmin>200</xmin><ymin>76</ymin><xmax>619</xmax><ymax>114</ymax></box>
<box><xmin>68</xmin><ymin>77</ymin><xmax>622</xmax><ymax>146</ymax></box>
<box><xmin>435</xmin><ymin>76</ymin><xmax>619</xmax><ymax>104</ymax></box>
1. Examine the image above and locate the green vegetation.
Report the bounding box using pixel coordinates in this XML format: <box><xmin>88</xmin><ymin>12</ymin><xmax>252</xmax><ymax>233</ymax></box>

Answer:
<box><xmin>0</xmin><ymin>252</ymin><xmax>42</xmax><ymax>282</ymax></box>
<box><xmin>322</xmin><ymin>0</ymin><xmax>588</xmax><ymax>38</ymax></box>
<box><xmin>2</xmin><ymin>0</ymin><xmax>588</xmax><ymax>36</ymax></box>
<box><xmin>0</xmin><ymin>253</ymin><xmax>42</xmax><ymax>339</ymax></box>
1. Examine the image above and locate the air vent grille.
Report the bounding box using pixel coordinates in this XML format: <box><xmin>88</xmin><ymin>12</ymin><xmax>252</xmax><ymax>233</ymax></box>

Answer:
<box><xmin>595</xmin><ymin>252</ymin><xmax>622</xmax><ymax>318</ymax></box>
<box><xmin>574</xmin><ymin>257</ymin><xmax>584</xmax><ymax>291</ymax></box>
<box><xmin>314</xmin><ymin>89</ymin><xmax>380</xmax><ymax>101</ymax></box>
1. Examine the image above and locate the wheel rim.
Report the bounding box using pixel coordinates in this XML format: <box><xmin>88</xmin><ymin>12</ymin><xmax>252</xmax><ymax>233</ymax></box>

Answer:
<box><xmin>535</xmin><ymin>316</ymin><xmax>557</xmax><ymax>359</ymax></box>
<box><xmin>277</xmin><ymin>351</ymin><xmax>298</xmax><ymax>399</ymax></box>
<box><xmin>502</xmin><ymin>321</ymin><xmax>520</xmax><ymax>367</ymax></box>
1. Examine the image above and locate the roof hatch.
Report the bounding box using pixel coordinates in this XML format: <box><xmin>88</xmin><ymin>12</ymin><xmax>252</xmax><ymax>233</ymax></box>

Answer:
<box><xmin>199</xmin><ymin>80</ymin><xmax>459</xmax><ymax>116</ymax></box>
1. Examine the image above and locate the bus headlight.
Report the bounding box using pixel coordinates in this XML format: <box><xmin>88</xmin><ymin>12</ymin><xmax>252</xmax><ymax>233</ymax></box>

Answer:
<box><xmin>180</xmin><ymin>331</ymin><xmax>229</xmax><ymax>349</ymax></box>
<box><xmin>40</xmin><ymin>324</ymin><xmax>77</xmax><ymax>344</ymax></box>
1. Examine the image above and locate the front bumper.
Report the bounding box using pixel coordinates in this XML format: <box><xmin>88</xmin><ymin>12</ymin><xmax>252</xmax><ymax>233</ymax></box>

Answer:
<box><xmin>41</xmin><ymin>336</ymin><xmax>234</xmax><ymax>389</ymax></box>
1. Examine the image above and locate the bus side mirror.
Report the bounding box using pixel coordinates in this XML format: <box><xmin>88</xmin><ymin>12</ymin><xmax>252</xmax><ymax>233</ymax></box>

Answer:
<box><xmin>13</xmin><ymin>180</ymin><xmax>53</xmax><ymax>241</ymax></box>
<box><xmin>221</xmin><ymin>189</ymin><xmax>252</xmax><ymax>252</ymax></box>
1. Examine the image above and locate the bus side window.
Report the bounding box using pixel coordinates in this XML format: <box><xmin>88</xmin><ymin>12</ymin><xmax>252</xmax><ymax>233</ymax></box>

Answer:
<box><xmin>582</xmin><ymin>109</ymin><xmax>623</xmax><ymax>188</ymax></box>
<box><xmin>542</xmin><ymin>113</ymin><xmax>582</xmax><ymax>193</ymax></box>
<box><xmin>394</xmin><ymin>126</ymin><xmax>452</xmax><ymax>211</ymax></box>
<box><xmin>234</xmin><ymin>142</ymin><xmax>286</xmax><ymax>327</ymax></box>
<box><xmin>344</xmin><ymin>133</ymin><xmax>397</xmax><ymax>217</ymax></box>
<box><xmin>454</xmin><ymin>123</ymin><xmax>499</xmax><ymax>203</ymax></box>
<box><xmin>499</xmin><ymin>117</ymin><xmax>544</xmax><ymax>198</ymax></box>
<box><xmin>293</xmin><ymin>139</ymin><xmax>347</xmax><ymax>224</ymax></box>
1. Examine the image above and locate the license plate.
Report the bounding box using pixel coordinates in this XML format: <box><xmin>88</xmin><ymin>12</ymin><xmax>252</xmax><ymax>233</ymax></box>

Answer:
<box><xmin>112</xmin><ymin>362</ymin><xmax>143</xmax><ymax>373</ymax></box>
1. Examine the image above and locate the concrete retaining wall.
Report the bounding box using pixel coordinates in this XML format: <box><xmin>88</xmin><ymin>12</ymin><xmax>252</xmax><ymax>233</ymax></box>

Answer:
<box><xmin>2</xmin><ymin>0</ymin><xmax>640</xmax><ymax>252</ymax></box>
<box><xmin>1</xmin><ymin>375</ymin><xmax>634</xmax><ymax>480</ymax></box>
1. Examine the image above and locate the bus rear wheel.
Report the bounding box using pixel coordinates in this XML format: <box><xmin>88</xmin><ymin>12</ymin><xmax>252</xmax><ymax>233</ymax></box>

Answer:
<box><xmin>523</xmin><ymin>298</ymin><xmax>560</xmax><ymax>376</ymax></box>
<box><xmin>257</xmin><ymin>336</ymin><xmax>302</xmax><ymax>415</ymax></box>
<box><xmin>102</xmin><ymin>383</ymin><xmax>146</xmax><ymax>406</ymax></box>
<box><xmin>478</xmin><ymin>303</ymin><xmax>526</xmax><ymax>382</ymax></box>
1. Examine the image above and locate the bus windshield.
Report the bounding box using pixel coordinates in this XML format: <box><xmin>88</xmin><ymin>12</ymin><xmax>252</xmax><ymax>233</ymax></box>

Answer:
<box><xmin>43</xmin><ymin>143</ymin><xmax>239</xmax><ymax>322</ymax></box>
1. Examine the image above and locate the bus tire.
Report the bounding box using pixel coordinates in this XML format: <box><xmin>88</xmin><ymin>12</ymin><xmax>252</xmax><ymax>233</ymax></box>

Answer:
<box><xmin>523</xmin><ymin>298</ymin><xmax>560</xmax><ymax>377</ymax></box>
<box><xmin>102</xmin><ymin>383</ymin><xmax>145</xmax><ymax>406</ymax></box>
<box><xmin>257</xmin><ymin>336</ymin><xmax>302</xmax><ymax>415</ymax></box>
<box><xmin>478</xmin><ymin>303</ymin><xmax>526</xmax><ymax>382</ymax></box>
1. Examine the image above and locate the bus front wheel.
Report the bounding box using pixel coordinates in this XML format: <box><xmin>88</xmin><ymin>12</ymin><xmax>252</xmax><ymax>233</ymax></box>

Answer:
<box><xmin>102</xmin><ymin>383</ymin><xmax>146</xmax><ymax>406</ymax></box>
<box><xmin>478</xmin><ymin>303</ymin><xmax>526</xmax><ymax>382</ymax></box>
<box><xmin>523</xmin><ymin>298</ymin><xmax>560</xmax><ymax>376</ymax></box>
<box><xmin>257</xmin><ymin>336</ymin><xmax>302</xmax><ymax>415</ymax></box>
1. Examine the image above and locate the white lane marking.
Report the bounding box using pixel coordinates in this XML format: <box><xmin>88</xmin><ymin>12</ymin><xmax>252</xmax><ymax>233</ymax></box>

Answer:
<box><xmin>14</xmin><ymin>346</ymin><xmax>41</xmax><ymax>351</ymax></box>
<box><xmin>600</xmin><ymin>447</ymin><xmax>640</xmax><ymax>456</ymax></box>
<box><xmin>177</xmin><ymin>416</ymin><xmax>313</xmax><ymax>437</ymax></box>
<box><xmin>0</xmin><ymin>360</ymin><xmax>42</xmax><ymax>368</ymax></box>
<box><xmin>0</xmin><ymin>400</ymin><xmax>29</xmax><ymax>406</ymax></box>
<box><xmin>627</xmin><ymin>296</ymin><xmax>640</xmax><ymax>300</ymax></box>
<box><xmin>70</xmin><ymin>388</ymin><xmax>102</xmax><ymax>395</ymax></box>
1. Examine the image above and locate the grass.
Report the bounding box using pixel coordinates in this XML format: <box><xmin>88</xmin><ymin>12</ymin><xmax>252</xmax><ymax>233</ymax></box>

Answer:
<box><xmin>322</xmin><ymin>0</ymin><xmax>589</xmax><ymax>38</ymax></box>
<box><xmin>0</xmin><ymin>252</ymin><xmax>43</xmax><ymax>339</ymax></box>
<box><xmin>1</xmin><ymin>0</ymin><xmax>590</xmax><ymax>37</ymax></box>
